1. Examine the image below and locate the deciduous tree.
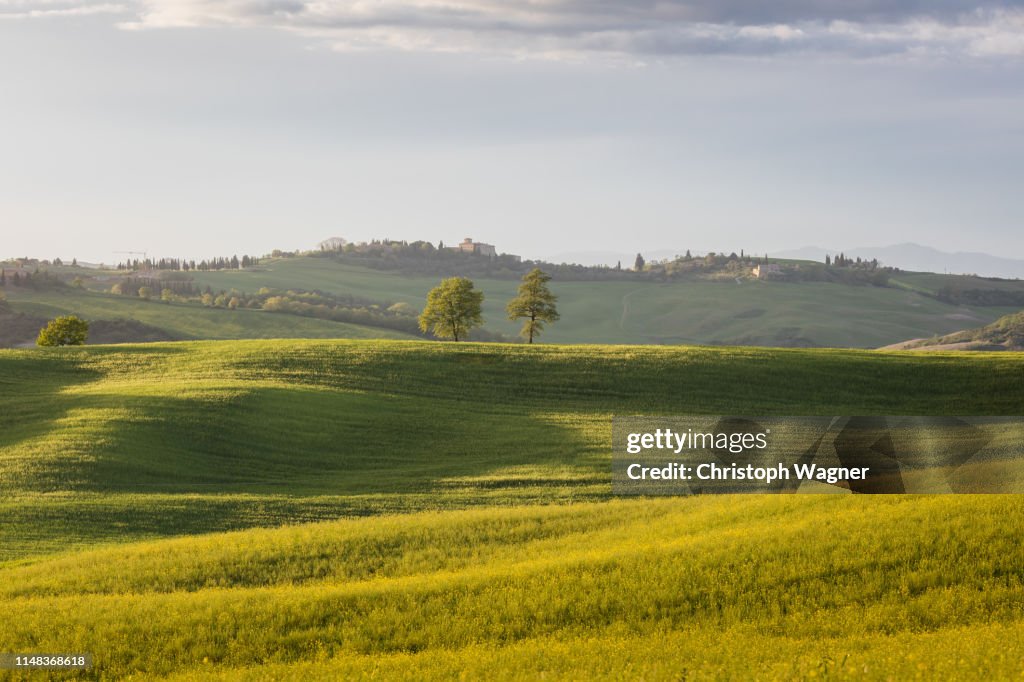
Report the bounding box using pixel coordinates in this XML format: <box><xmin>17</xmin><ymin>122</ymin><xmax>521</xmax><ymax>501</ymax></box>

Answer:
<box><xmin>506</xmin><ymin>268</ymin><xmax>559</xmax><ymax>343</ymax></box>
<box><xmin>419</xmin><ymin>277</ymin><xmax>484</xmax><ymax>341</ymax></box>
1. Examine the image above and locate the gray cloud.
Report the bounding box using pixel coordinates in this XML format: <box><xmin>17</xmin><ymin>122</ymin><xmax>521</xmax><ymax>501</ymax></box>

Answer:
<box><xmin>5</xmin><ymin>0</ymin><xmax>1024</xmax><ymax>59</ymax></box>
<box><xmin>594</xmin><ymin>1</ymin><xmax>1024</xmax><ymax>24</ymax></box>
<box><xmin>0</xmin><ymin>0</ymin><xmax>126</xmax><ymax>18</ymax></box>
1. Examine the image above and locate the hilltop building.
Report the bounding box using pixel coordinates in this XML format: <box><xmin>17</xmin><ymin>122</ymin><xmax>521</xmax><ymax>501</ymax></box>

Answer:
<box><xmin>452</xmin><ymin>238</ymin><xmax>497</xmax><ymax>257</ymax></box>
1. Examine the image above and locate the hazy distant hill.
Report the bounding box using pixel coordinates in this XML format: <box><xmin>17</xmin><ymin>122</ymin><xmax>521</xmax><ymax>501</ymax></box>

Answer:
<box><xmin>552</xmin><ymin>242</ymin><xmax>1024</xmax><ymax>279</ymax></box>
<box><xmin>6</xmin><ymin>254</ymin><xmax>1024</xmax><ymax>349</ymax></box>
<box><xmin>188</xmin><ymin>258</ymin><xmax>1024</xmax><ymax>348</ymax></box>
<box><xmin>774</xmin><ymin>243</ymin><xmax>1024</xmax><ymax>280</ymax></box>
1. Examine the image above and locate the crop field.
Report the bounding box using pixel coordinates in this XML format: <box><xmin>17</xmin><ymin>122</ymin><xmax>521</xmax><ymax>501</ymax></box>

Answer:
<box><xmin>191</xmin><ymin>257</ymin><xmax>1022</xmax><ymax>346</ymax></box>
<box><xmin>4</xmin><ymin>496</ymin><xmax>1024</xmax><ymax>680</ymax></box>
<box><xmin>1</xmin><ymin>340</ymin><xmax>1023</xmax><ymax>679</ymax></box>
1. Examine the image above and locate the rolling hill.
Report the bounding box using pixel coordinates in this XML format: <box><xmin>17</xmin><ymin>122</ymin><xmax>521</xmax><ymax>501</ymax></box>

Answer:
<box><xmin>188</xmin><ymin>256</ymin><xmax>1024</xmax><ymax>347</ymax></box>
<box><xmin>775</xmin><ymin>243</ymin><xmax>1024</xmax><ymax>280</ymax></box>
<box><xmin>3</xmin><ymin>339</ymin><xmax>1023</xmax><ymax>560</ymax></box>
<box><xmin>0</xmin><ymin>287</ymin><xmax>416</xmax><ymax>347</ymax></box>
<box><xmin>1</xmin><ymin>339</ymin><xmax>1024</xmax><ymax>679</ymax></box>
<box><xmin>6</xmin><ymin>256</ymin><xmax>1024</xmax><ymax>348</ymax></box>
<box><xmin>884</xmin><ymin>310</ymin><xmax>1024</xmax><ymax>351</ymax></box>
<box><xmin>4</xmin><ymin>496</ymin><xmax>1024</xmax><ymax>680</ymax></box>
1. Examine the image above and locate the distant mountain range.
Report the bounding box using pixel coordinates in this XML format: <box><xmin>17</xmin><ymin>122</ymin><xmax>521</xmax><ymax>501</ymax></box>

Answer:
<box><xmin>772</xmin><ymin>243</ymin><xmax>1024</xmax><ymax>280</ymax></box>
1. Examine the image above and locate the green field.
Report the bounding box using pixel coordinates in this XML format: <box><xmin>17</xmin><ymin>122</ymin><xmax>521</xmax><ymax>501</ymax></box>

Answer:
<box><xmin>2</xmin><ymin>340</ymin><xmax>1024</xmax><ymax>679</ymax></box>
<box><xmin>5</xmin><ymin>258</ymin><xmax>1023</xmax><ymax>348</ymax></box>
<box><xmin>2</xmin><ymin>288</ymin><xmax>415</xmax><ymax>344</ymax></box>
<box><xmin>190</xmin><ymin>257</ymin><xmax>1023</xmax><ymax>346</ymax></box>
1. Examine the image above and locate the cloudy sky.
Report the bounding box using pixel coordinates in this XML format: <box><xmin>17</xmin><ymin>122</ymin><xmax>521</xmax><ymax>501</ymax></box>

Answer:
<box><xmin>2</xmin><ymin>1</ymin><xmax>1023</xmax><ymax>263</ymax></box>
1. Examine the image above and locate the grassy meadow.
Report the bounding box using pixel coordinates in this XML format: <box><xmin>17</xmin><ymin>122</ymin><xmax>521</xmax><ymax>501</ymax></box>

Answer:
<box><xmin>1</xmin><ymin>339</ymin><xmax>1023</xmax><ymax>679</ymax></box>
<box><xmin>189</xmin><ymin>257</ymin><xmax>1023</xmax><ymax>346</ymax></box>
<box><xmin>2</xmin><ymin>288</ymin><xmax>415</xmax><ymax>343</ymax></box>
<box><xmin>6</xmin><ymin>258</ymin><xmax>1023</xmax><ymax>348</ymax></box>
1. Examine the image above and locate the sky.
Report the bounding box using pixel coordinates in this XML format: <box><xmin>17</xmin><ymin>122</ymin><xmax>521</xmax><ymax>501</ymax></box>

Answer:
<box><xmin>2</xmin><ymin>1</ymin><xmax>1024</xmax><ymax>264</ymax></box>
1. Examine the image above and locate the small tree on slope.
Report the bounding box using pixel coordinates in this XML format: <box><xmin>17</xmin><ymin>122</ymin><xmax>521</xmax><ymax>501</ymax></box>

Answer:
<box><xmin>37</xmin><ymin>316</ymin><xmax>89</xmax><ymax>347</ymax></box>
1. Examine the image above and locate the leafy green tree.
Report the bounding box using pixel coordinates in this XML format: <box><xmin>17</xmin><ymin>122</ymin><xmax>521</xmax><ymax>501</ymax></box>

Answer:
<box><xmin>419</xmin><ymin>277</ymin><xmax>484</xmax><ymax>341</ymax></box>
<box><xmin>37</xmin><ymin>315</ymin><xmax>89</xmax><ymax>347</ymax></box>
<box><xmin>634</xmin><ymin>253</ymin><xmax>645</xmax><ymax>271</ymax></box>
<box><xmin>506</xmin><ymin>268</ymin><xmax>559</xmax><ymax>343</ymax></box>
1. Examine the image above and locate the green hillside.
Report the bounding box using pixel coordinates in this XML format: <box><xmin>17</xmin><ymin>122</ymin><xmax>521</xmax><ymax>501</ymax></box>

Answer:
<box><xmin>6</xmin><ymin>257</ymin><xmax>1024</xmax><ymax>347</ymax></box>
<box><xmin>895</xmin><ymin>310</ymin><xmax>1024</xmax><ymax>351</ymax></box>
<box><xmin>190</xmin><ymin>257</ymin><xmax>1023</xmax><ymax>347</ymax></box>
<box><xmin>0</xmin><ymin>288</ymin><xmax>415</xmax><ymax>346</ymax></box>
<box><xmin>3</xmin><ymin>340</ymin><xmax>1024</xmax><ymax>679</ymax></box>
<box><xmin>2</xmin><ymin>339</ymin><xmax>1023</xmax><ymax>561</ymax></box>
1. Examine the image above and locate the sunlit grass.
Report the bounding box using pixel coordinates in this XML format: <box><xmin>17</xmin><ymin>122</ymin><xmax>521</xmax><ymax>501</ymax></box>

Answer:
<box><xmin>2</xmin><ymin>496</ymin><xmax>1023</xmax><ymax>679</ymax></box>
<box><xmin>1</xmin><ymin>339</ymin><xmax>1023</xmax><ymax>679</ymax></box>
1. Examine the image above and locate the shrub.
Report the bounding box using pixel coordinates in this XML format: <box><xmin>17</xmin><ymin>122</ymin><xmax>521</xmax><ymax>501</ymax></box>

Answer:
<box><xmin>37</xmin><ymin>315</ymin><xmax>89</xmax><ymax>347</ymax></box>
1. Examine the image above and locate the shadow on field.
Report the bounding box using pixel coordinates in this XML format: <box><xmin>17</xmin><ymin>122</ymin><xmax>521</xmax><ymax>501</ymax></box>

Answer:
<box><xmin>5</xmin><ymin>382</ymin><xmax>600</xmax><ymax>497</ymax></box>
<box><xmin>0</xmin><ymin>345</ymin><xmax>195</xmax><ymax>493</ymax></box>
<box><xmin>0</xmin><ymin>350</ymin><xmax>103</xmax><ymax>445</ymax></box>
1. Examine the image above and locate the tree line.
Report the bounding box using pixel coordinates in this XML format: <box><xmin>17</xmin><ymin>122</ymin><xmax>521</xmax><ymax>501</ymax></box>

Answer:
<box><xmin>115</xmin><ymin>255</ymin><xmax>261</xmax><ymax>272</ymax></box>
<box><xmin>0</xmin><ymin>269</ymin><xmax>67</xmax><ymax>290</ymax></box>
<box><xmin>108</xmin><ymin>279</ymin><xmax>430</xmax><ymax>336</ymax></box>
